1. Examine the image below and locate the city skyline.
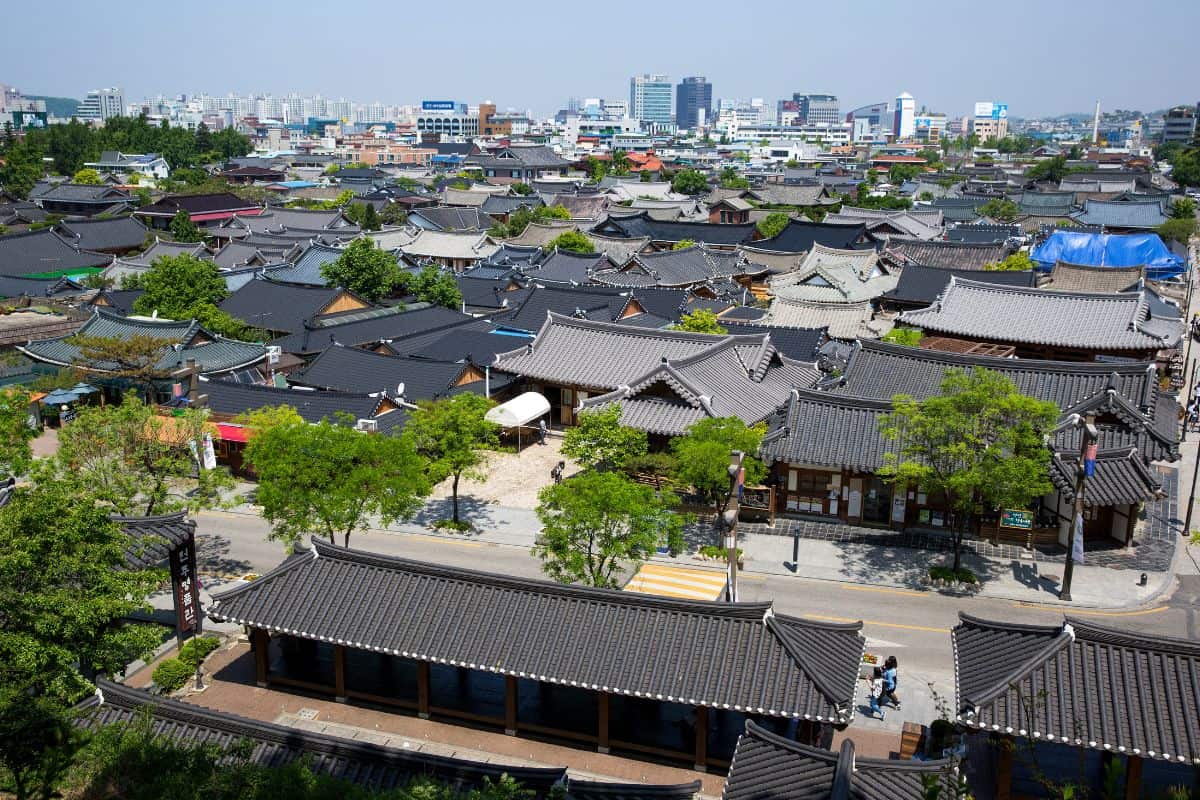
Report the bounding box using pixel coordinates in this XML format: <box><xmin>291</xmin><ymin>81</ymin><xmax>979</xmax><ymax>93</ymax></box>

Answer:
<box><xmin>6</xmin><ymin>0</ymin><xmax>1198</xmax><ymax>120</ymax></box>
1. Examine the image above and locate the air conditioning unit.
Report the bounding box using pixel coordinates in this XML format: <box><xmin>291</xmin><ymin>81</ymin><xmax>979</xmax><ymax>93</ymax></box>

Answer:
<box><xmin>266</xmin><ymin>345</ymin><xmax>281</xmax><ymax>366</ymax></box>
<box><xmin>355</xmin><ymin>418</ymin><xmax>378</xmax><ymax>433</ymax></box>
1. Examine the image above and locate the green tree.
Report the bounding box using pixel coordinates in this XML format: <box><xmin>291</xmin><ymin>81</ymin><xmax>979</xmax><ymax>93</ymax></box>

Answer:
<box><xmin>977</xmin><ymin>197</ymin><xmax>1021</xmax><ymax>222</ymax></box>
<box><xmin>511</xmin><ymin>181</ymin><xmax>532</xmax><ymax>195</ymax></box>
<box><xmin>0</xmin><ymin>388</ymin><xmax>36</xmax><ymax>478</ymax></box>
<box><xmin>866</xmin><ymin>168</ymin><xmax>880</xmax><ymax>185</ymax></box>
<box><xmin>71</xmin><ymin>168</ymin><xmax>102</xmax><ymax>185</ymax></box>
<box><xmin>1157</xmin><ymin>217</ymin><xmax>1196</xmax><ymax>245</ymax></box>
<box><xmin>878</xmin><ymin>368</ymin><xmax>1058</xmax><ymax>572</ymax></box>
<box><xmin>881</xmin><ymin>327</ymin><xmax>923</xmax><ymax>346</ymax></box>
<box><xmin>490</xmin><ymin>204</ymin><xmax>571</xmax><ymax>238</ymax></box>
<box><xmin>918</xmin><ymin>191</ymin><xmax>934</xmax><ymax>201</ymax></box>
<box><xmin>671</xmin><ymin>308</ymin><xmax>727</xmax><ymax>334</ymax></box>
<box><xmin>610</xmin><ymin>149</ymin><xmax>631</xmax><ymax>176</ymax></box>
<box><xmin>670</xmin><ymin>168</ymin><xmax>709</xmax><ymax>195</ymax></box>
<box><xmin>1170</xmin><ymin>149</ymin><xmax>1200</xmax><ymax>187</ymax></box>
<box><xmin>133</xmin><ymin>253</ymin><xmax>227</xmax><ymax>315</ymax></box>
<box><xmin>46</xmin><ymin>398</ymin><xmax>233</xmax><ymax>516</ymax></box>
<box><xmin>344</xmin><ymin>201</ymin><xmax>381</xmax><ymax>231</ymax></box>
<box><xmin>915</xmin><ymin>148</ymin><xmax>941</xmax><ymax>164</ymax></box>
<box><xmin>672</xmin><ymin>238</ymin><xmax>696</xmax><ymax>250</ymax></box>
<box><xmin>1025</xmin><ymin>155</ymin><xmax>1068</xmax><ymax>183</ymax></box>
<box><xmin>67</xmin><ymin>333</ymin><xmax>173</xmax><ymax>402</ymax></box>
<box><xmin>887</xmin><ymin>163</ymin><xmax>922</xmax><ymax>184</ymax></box>
<box><xmin>0</xmin><ymin>143</ymin><xmax>44</xmax><ymax>198</ymax></box>
<box><xmin>984</xmin><ymin>252</ymin><xmax>1035</xmax><ymax>271</ymax></box>
<box><xmin>380</xmin><ymin>202</ymin><xmax>408</xmax><ymax>226</ymax></box>
<box><xmin>719</xmin><ymin>166</ymin><xmax>749</xmax><ymax>189</ymax></box>
<box><xmin>533</xmin><ymin>470</ymin><xmax>684</xmax><ymax>588</ymax></box>
<box><xmin>545</xmin><ymin>230</ymin><xmax>595</xmax><ymax>253</ymax></box>
<box><xmin>671</xmin><ymin>417</ymin><xmax>767</xmax><ymax>513</ymax></box>
<box><xmin>408</xmin><ymin>394</ymin><xmax>499</xmax><ymax>529</ymax></box>
<box><xmin>243</xmin><ymin>413</ymin><xmax>429</xmax><ymax>549</ymax></box>
<box><xmin>756</xmin><ymin>211</ymin><xmax>790</xmax><ymax>238</ymax></box>
<box><xmin>168</xmin><ymin>209</ymin><xmax>204</xmax><ymax>243</ymax></box>
<box><xmin>404</xmin><ymin>265</ymin><xmax>462</xmax><ymax>309</ymax></box>
<box><xmin>320</xmin><ymin>237</ymin><xmax>403</xmax><ymax>301</ymax></box>
<box><xmin>561</xmin><ymin>405</ymin><xmax>647</xmax><ymax>472</ymax></box>
<box><xmin>1170</xmin><ymin>196</ymin><xmax>1196</xmax><ymax>219</ymax></box>
<box><xmin>192</xmin><ymin>121</ymin><xmax>213</xmax><ymax>154</ymax></box>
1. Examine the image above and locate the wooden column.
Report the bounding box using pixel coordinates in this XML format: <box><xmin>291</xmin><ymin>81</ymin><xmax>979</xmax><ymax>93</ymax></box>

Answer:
<box><xmin>1124</xmin><ymin>754</ymin><xmax>1143</xmax><ymax>800</ymax></box>
<box><xmin>693</xmin><ymin>706</ymin><xmax>708</xmax><ymax>772</ymax></box>
<box><xmin>253</xmin><ymin>628</ymin><xmax>269</xmax><ymax>688</ymax></box>
<box><xmin>504</xmin><ymin>676</ymin><xmax>518</xmax><ymax>735</ymax></box>
<box><xmin>596</xmin><ymin>692</ymin><xmax>610</xmax><ymax>754</ymax></box>
<box><xmin>333</xmin><ymin>644</ymin><xmax>347</xmax><ymax>702</ymax></box>
<box><xmin>995</xmin><ymin>737</ymin><xmax>1013</xmax><ymax>800</ymax></box>
<box><xmin>417</xmin><ymin>661</ymin><xmax>431</xmax><ymax>719</ymax></box>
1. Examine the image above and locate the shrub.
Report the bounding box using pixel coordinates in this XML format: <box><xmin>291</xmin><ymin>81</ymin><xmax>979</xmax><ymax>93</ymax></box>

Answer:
<box><xmin>881</xmin><ymin>327</ymin><xmax>923</xmax><ymax>346</ymax></box>
<box><xmin>152</xmin><ymin>657</ymin><xmax>193</xmax><ymax>692</ymax></box>
<box><xmin>699</xmin><ymin>544</ymin><xmax>744</xmax><ymax>561</ymax></box>
<box><xmin>929</xmin><ymin>565</ymin><xmax>978</xmax><ymax>584</ymax></box>
<box><xmin>179</xmin><ymin>635</ymin><xmax>220</xmax><ymax>667</ymax></box>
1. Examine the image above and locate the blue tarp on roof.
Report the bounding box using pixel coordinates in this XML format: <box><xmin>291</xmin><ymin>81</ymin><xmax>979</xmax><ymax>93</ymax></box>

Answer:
<box><xmin>1031</xmin><ymin>231</ymin><xmax>1186</xmax><ymax>280</ymax></box>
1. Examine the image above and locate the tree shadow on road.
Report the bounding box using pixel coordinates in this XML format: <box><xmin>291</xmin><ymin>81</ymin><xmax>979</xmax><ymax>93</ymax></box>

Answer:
<box><xmin>196</xmin><ymin>532</ymin><xmax>253</xmax><ymax>577</ymax></box>
<box><xmin>409</xmin><ymin>495</ymin><xmax>509</xmax><ymax>537</ymax></box>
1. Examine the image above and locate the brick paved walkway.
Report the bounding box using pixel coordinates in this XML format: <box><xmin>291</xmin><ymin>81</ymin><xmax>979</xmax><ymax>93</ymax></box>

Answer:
<box><xmin>738</xmin><ymin>466</ymin><xmax>1180</xmax><ymax>574</ymax></box>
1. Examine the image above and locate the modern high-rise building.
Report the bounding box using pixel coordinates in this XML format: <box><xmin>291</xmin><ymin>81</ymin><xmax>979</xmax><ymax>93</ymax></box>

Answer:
<box><xmin>787</xmin><ymin>93</ymin><xmax>840</xmax><ymax>125</ymax></box>
<box><xmin>893</xmin><ymin>91</ymin><xmax>915</xmax><ymax>139</ymax></box>
<box><xmin>629</xmin><ymin>74</ymin><xmax>673</xmax><ymax>125</ymax></box>
<box><xmin>77</xmin><ymin>87</ymin><xmax>125</xmax><ymax>121</ymax></box>
<box><xmin>1162</xmin><ymin>104</ymin><xmax>1199</xmax><ymax>144</ymax></box>
<box><xmin>675</xmin><ymin>76</ymin><xmax>712</xmax><ymax>130</ymax></box>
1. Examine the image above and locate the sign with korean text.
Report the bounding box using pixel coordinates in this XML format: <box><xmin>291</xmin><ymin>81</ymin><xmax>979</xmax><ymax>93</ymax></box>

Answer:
<box><xmin>170</xmin><ymin>531</ymin><xmax>200</xmax><ymax>635</ymax></box>
<box><xmin>421</xmin><ymin>100</ymin><xmax>457</xmax><ymax>111</ymax></box>
<box><xmin>1000</xmin><ymin>508</ymin><xmax>1034</xmax><ymax>530</ymax></box>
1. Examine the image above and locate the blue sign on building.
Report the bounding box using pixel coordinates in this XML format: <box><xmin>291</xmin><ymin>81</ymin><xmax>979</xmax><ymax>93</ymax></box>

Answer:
<box><xmin>422</xmin><ymin>101</ymin><xmax>458</xmax><ymax>111</ymax></box>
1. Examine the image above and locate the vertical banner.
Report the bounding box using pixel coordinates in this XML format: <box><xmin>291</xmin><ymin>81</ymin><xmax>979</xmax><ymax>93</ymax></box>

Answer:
<box><xmin>1072</xmin><ymin>513</ymin><xmax>1085</xmax><ymax>564</ymax></box>
<box><xmin>202</xmin><ymin>433</ymin><xmax>217</xmax><ymax>470</ymax></box>
<box><xmin>170</xmin><ymin>532</ymin><xmax>200</xmax><ymax>635</ymax></box>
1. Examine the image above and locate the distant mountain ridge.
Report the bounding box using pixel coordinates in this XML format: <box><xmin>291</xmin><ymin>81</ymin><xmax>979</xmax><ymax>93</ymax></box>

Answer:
<box><xmin>27</xmin><ymin>95</ymin><xmax>81</xmax><ymax>118</ymax></box>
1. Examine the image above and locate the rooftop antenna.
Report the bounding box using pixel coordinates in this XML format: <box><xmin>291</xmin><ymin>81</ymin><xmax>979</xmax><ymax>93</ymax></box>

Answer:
<box><xmin>1091</xmin><ymin>100</ymin><xmax>1100</xmax><ymax>145</ymax></box>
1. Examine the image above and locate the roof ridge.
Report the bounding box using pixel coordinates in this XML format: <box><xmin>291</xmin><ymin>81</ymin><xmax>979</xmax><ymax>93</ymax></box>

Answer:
<box><xmin>767</xmin><ymin>615</ymin><xmax>863</xmax><ymax>713</ymax></box>
<box><xmin>960</xmin><ymin>624</ymin><xmax>1072</xmax><ymax>709</ymax></box>
<box><xmin>1065</xmin><ymin>616</ymin><xmax>1200</xmax><ymax>656</ymax></box>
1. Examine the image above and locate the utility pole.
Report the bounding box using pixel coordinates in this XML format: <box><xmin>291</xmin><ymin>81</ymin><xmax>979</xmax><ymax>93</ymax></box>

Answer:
<box><xmin>1060</xmin><ymin>412</ymin><xmax>1097</xmax><ymax>602</ymax></box>
<box><xmin>722</xmin><ymin>451</ymin><xmax>745</xmax><ymax>602</ymax></box>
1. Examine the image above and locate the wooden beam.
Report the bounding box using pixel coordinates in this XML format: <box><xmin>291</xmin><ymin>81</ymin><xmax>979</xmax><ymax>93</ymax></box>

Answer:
<box><xmin>1125</xmin><ymin>754</ymin><xmax>1143</xmax><ymax>800</ymax></box>
<box><xmin>504</xmin><ymin>675</ymin><xmax>518</xmax><ymax>735</ymax></box>
<box><xmin>597</xmin><ymin>691</ymin><xmax>610</xmax><ymax>754</ymax></box>
<box><xmin>253</xmin><ymin>628</ymin><xmax>269</xmax><ymax>688</ymax></box>
<box><xmin>417</xmin><ymin>661</ymin><xmax>431</xmax><ymax>719</ymax></box>
<box><xmin>333</xmin><ymin>644</ymin><xmax>346</xmax><ymax>702</ymax></box>
<box><xmin>693</xmin><ymin>706</ymin><xmax>708</xmax><ymax>772</ymax></box>
<box><xmin>996</xmin><ymin>737</ymin><xmax>1013</xmax><ymax>800</ymax></box>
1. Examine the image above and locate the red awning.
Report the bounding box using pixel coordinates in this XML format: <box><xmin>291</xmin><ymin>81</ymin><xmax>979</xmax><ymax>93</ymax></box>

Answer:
<box><xmin>217</xmin><ymin>423</ymin><xmax>249</xmax><ymax>443</ymax></box>
<box><xmin>190</xmin><ymin>208</ymin><xmax>263</xmax><ymax>222</ymax></box>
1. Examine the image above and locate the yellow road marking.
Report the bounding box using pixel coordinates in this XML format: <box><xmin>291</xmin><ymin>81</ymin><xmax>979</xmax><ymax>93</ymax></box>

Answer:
<box><xmin>833</xmin><ymin>584</ymin><xmax>929</xmax><ymax>598</ymax></box>
<box><xmin>1008</xmin><ymin>602</ymin><xmax>1168</xmax><ymax>618</ymax></box>
<box><xmin>194</xmin><ymin>511</ymin><xmax>485</xmax><ymax>548</ymax></box>
<box><xmin>803</xmin><ymin>613</ymin><xmax>950</xmax><ymax>634</ymax></box>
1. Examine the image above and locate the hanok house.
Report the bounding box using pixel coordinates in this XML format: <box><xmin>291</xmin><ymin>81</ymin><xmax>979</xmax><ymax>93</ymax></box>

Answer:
<box><xmin>876</xmin><ymin>263</ymin><xmax>1036</xmax><ymax>314</ymax></box>
<box><xmin>723</xmin><ymin>721</ymin><xmax>957</xmax><ymax>800</ymax></box>
<box><xmin>952</xmin><ymin>615</ymin><xmax>1200</xmax><ymax>800</ymax></box>
<box><xmin>898</xmin><ymin>278</ymin><xmax>1182</xmax><ymax>362</ymax></box>
<box><xmin>218</xmin><ymin>277</ymin><xmax>374</xmax><ymax>339</ymax></box>
<box><xmin>590</xmin><ymin>245</ymin><xmax>769</xmax><ymax>295</ymax></box>
<box><xmin>464</xmin><ymin>144</ymin><xmax>572</xmax><ymax>184</ymax></box>
<box><xmin>19</xmin><ymin>308</ymin><xmax>269</xmax><ymax>401</ymax></box>
<box><xmin>28</xmin><ymin>181</ymin><xmax>132</xmax><ymax>217</ymax></box>
<box><xmin>55</xmin><ymin>215</ymin><xmax>149</xmax><ymax>255</ymax></box>
<box><xmin>768</xmin><ymin>244</ymin><xmax>897</xmax><ymax>305</ymax></box>
<box><xmin>0</xmin><ymin>228</ymin><xmax>113</xmax><ymax>279</ymax></box>
<box><xmin>134</xmin><ymin>192</ymin><xmax>264</xmax><ymax>231</ymax></box>
<box><xmin>79</xmin><ymin>679</ymin><xmax>705</xmax><ymax>800</ymax></box>
<box><xmin>766</xmin><ymin>340</ymin><xmax>1178</xmax><ymax>543</ymax></box>
<box><xmin>708</xmin><ymin>196</ymin><xmax>753</xmax><ymax>224</ymax></box>
<box><xmin>208</xmin><ymin>539</ymin><xmax>866</xmax><ymax>769</ymax></box>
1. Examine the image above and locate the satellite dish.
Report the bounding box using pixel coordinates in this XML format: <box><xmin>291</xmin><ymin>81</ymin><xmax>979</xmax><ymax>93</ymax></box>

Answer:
<box><xmin>396</xmin><ymin>382</ymin><xmax>405</xmax><ymax>397</ymax></box>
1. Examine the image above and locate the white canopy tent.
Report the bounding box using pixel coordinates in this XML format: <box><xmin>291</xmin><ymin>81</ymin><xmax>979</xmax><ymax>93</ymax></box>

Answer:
<box><xmin>485</xmin><ymin>391</ymin><xmax>551</xmax><ymax>451</ymax></box>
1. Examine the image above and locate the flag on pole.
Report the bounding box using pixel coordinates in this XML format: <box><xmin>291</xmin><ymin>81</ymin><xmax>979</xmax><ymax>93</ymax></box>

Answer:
<box><xmin>1083</xmin><ymin>442</ymin><xmax>1097</xmax><ymax>477</ymax></box>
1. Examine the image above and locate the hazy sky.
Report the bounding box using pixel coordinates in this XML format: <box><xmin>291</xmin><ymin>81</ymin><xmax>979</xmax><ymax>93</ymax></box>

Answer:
<box><xmin>6</xmin><ymin>0</ymin><xmax>1197</xmax><ymax>118</ymax></box>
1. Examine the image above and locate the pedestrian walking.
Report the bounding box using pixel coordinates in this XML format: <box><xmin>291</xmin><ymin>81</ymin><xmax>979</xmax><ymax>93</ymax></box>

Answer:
<box><xmin>537</xmin><ymin>418</ymin><xmax>547</xmax><ymax>446</ymax></box>
<box><xmin>881</xmin><ymin>656</ymin><xmax>901</xmax><ymax>709</ymax></box>
<box><xmin>551</xmin><ymin>460</ymin><xmax>565</xmax><ymax>484</ymax></box>
<box><xmin>865</xmin><ymin>667</ymin><xmax>885</xmax><ymax>720</ymax></box>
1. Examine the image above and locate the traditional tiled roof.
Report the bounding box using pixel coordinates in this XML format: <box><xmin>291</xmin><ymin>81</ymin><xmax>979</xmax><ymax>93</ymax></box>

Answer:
<box><xmin>723</xmin><ymin>722</ymin><xmax>955</xmax><ymax>800</ymax></box>
<box><xmin>501</xmin><ymin>221</ymin><xmax>578</xmax><ymax>247</ymax></box>
<box><xmin>79</xmin><ymin>679</ymin><xmax>570</xmax><ymax>794</ymax></box>
<box><xmin>271</xmin><ymin>305</ymin><xmax>473</xmax><ymax>355</ymax></box>
<box><xmin>582</xmin><ymin>338</ymin><xmax>818</xmax><ymax>436</ymax></box>
<box><xmin>585</xmin><ymin>233</ymin><xmax>650</xmax><ymax>266</ymax></box>
<box><xmin>953</xmin><ymin>615</ymin><xmax>1200</xmax><ymax>764</ymax></box>
<box><xmin>945</xmin><ymin>223</ymin><xmax>1020</xmax><ymax>244</ymax></box>
<box><xmin>748</xmin><ymin>220</ymin><xmax>868</xmax><ymax>255</ymax></box>
<box><xmin>593</xmin><ymin>212</ymin><xmax>758</xmax><ymax>247</ymax></box>
<box><xmin>1047</xmin><ymin>448</ymin><xmax>1163</xmax><ymax>506</ymax></box>
<box><xmin>467</xmin><ymin>145</ymin><xmax>570</xmax><ymax>170</ymax></box>
<box><xmin>497</xmin><ymin>285</ymin><xmax>644</xmax><ymax>333</ymax></box>
<box><xmin>494</xmin><ymin>312</ymin><xmax>752</xmax><ymax>390</ymax></box>
<box><xmin>210</xmin><ymin>539</ymin><xmax>866</xmax><ymax>724</ymax></box>
<box><xmin>738</xmin><ymin>247</ymin><xmax>804</xmax><ymax>275</ymax></box>
<box><xmin>1072</xmin><ymin>199</ymin><xmax>1170</xmax><ymax>229</ymax></box>
<box><xmin>202</xmin><ymin>378</ymin><xmax>403</xmax><ymax>431</ymax></box>
<box><xmin>411</xmin><ymin>206</ymin><xmax>488</xmax><ymax>232</ymax></box>
<box><xmin>828</xmin><ymin>340</ymin><xmax>1161</xmax><ymax>413</ymax></box>
<box><xmin>118</xmin><ymin>513</ymin><xmax>195</xmax><ymax>570</ymax></box>
<box><xmin>481</xmin><ymin>195</ymin><xmax>544</xmax><ymax>217</ymax></box>
<box><xmin>770</xmin><ymin>244</ymin><xmax>895</xmax><ymax>304</ymax></box>
<box><xmin>270</xmin><ymin>242</ymin><xmax>344</xmax><ymax>286</ymax></box>
<box><xmin>136</xmin><ymin>192</ymin><xmax>261</xmax><ymax>218</ymax></box>
<box><xmin>760</xmin><ymin>388</ymin><xmax>894</xmax><ymax>471</ymax></box>
<box><xmin>56</xmin><ymin>216</ymin><xmax>147</xmax><ymax>252</ymax></box>
<box><xmin>440</xmin><ymin>187</ymin><xmax>507</xmax><ymax>208</ymax></box>
<box><xmin>219</xmin><ymin>278</ymin><xmax>368</xmax><ymax>335</ymax></box>
<box><xmin>545</xmin><ymin>194</ymin><xmax>609</xmax><ymax>221</ymax></box>
<box><xmin>595</xmin><ymin>246</ymin><xmax>757</xmax><ymax>290</ymax></box>
<box><xmin>1040</xmin><ymin>262</ymin><xmax>1144</xmax><ymax>293</ymax></box>
<box><xmin>1018</xmin><ymin>191</ymin><xmax>1076</xmax><ymax>217</ymax></box>
<box><xmin>221</xmin><ymin>208</ymin><xmax>357</xmax><ymax>237</ymax></box>
<box><xmin>899</xmin><ymin>279</ymin><xmax>1181</xmax><ymax>352</ymax></box>
<box><xmin>29</xmin><ymin>182</ymin><xmax>130</xmax><ymax>204</ymax></box>
<box><xmin>882</xmin><ymin>239</ymin><xmax>1009</xmax><ymax>271</ymax></box>
<box><xmin>0</xmin><ymin>229</ymin><xmax>112</xmax><ymax>277</ymax></box>
<box><xmin>20</xmin><ymin>308</ymin><xmax>266</xmax><ymax>376</ymax></box>
<box><xmin>759</xmin><ymin>298</ymin><xmax>891</xmax><ymax>340</ymax></box>
<box><xmin>720</xmin><ymin>323</ymin><xmax>826</xmax><ymax>361</ymax></box>
<box><xmin>880</xmin><ymin>264</ymin><xmax>1036</xmax><ymax>308</ymax></box>
<box><xmin>0</xmin><ymin>274</ymin><xmax>84</xmax><ymax>300</ymax></box>
<box><xmin>746</xmin><ymin>185</ymin><xmax>838</xmax><ymax>207</ymax></box>
<box><xmin>394</xmin><ymin>230</ymin><xmax>498</xmax><ymax>262</ymax></box>
<box><xmin>293</xmin><ymin>345</ymin><xmax>477</xmax><ymax>403</ymax></box>
<box><xmin>519</xmin><ymin>250</ymin><xmax>610</xmax><ymax>285</ymax></box>
<box><xmin>116</xmin><ymin>238</ymin><xmax>210</xmax><ymax>268</ymax></box>
<box><xmin>825</xmin><ymin>209</ymin><xmax>942</xmax><ymax>241</ymax></box>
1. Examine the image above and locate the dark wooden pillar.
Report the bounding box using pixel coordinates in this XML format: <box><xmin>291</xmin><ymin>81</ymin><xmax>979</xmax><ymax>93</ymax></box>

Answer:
<box><xmin>1125</xmin><ymin>754</ymin><xmax>1143</xmax><ymax>800</ymax></box>
<box><xmin>253</xmin><ymin>628</ymin><xmax>269</xmax><ymax>687</ymax></box>
<box><xmin>504</xmin><ymin>676</ymin><xmax>518</xmax><ymax>735</ymax></box>
<box><xmin>996</xmin><ymin>737</ymin><xmax>1013</xmax><ymax>800</ymax></box>
<box><xmin>333</xmin><ymin>644</ymin><xmax>346</xmax><ymax>702</ymax></box>
<box><xmin>417</xmin><ymin>661</ymin><xmax>431</xmax><ymax>719</ymax></box>
<box><xmin>597</xmin><ymin>691</ymin><xmax>610</xmax><ymax>754</ymax></box>
<box><xmin>693</xmin><ymin>706</ymin><xmax>708</xmax><ymax>772</ymax></box>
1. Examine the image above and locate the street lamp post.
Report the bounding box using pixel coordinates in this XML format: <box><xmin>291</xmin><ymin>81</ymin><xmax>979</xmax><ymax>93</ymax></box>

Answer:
<box><xmin>1060</xmin><ymin>412</ymin><xmax>1097</xmax><ymax>602</ymax></box>
<box><xmin>722</xmin><ymin>451</ymin><xmax>745</xmax><ymax>603</ymax></box>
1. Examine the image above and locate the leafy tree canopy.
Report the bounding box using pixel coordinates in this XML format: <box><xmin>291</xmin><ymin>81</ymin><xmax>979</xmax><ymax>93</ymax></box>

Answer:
<box><xmin>977</xmin><ymin>197</ymin><xmax>1021</xmax><ymax>222</ymax></box>
<box><xmin>880</xmin><ymin>327</ymin><xmax>923</xmax><ymax>346</ymax></box>
<box><xmin>403</xmin><ymin>265</ymin><xmax>462</xmax><ymax>309</ymax></box>
<box><xmin>320</xmin><ymin>237</ymin><xmax>403</xmax><ymax>301</ymax></box>
<box><xmin>670</xmin><ymin>168</ymin><xmax>709</xmax><ymax>196</ymax></box>
<box><xmin>72</xmin><ymin>168</ymin><xmax>102</xmax><ymax>185</ymax></box>
<box><xmin>408</xmin><ymin>394</ymin><xmax>498</xmax><ymax>527</ymax></box>
<box><xmin>1157</xmin><ymin>217</ymin><xmax>1196</xmax><ymax>245</ymax></box>
<box><xmin>984</xmin><ymin>251</ymin><xmax>1035</xmax><ymax>271</ymax></box>
<box><xmin>561</xmin><ymin>405</ymin><xmax>647</xmax><ymax>472</ymax></box>
<box><xmin>0</xmin><ymin>388</ymin><xmax>36</xmax><ymax>478</ymax></box>
<box><xmin>670</xmin><ymin>417</ymin><xmax>767</xmax><ymax>512</ymax></box>
<box><xmin>534</xmin><ymin>470</ymin><xmax>684</xmax><ymax>588</ymax></box>
<box><xmin>168</xmin><ymin>209</ymin><xmax>204</xmax><ymax>243</ymax></box>
<box><xmin>672</xmin><ymin>238</ymin><xmax>695</xmax><ymax>250</ymax></box>
<box><xmin>1170</xmin><ymin>196</ymin><xmax>1196</xmax><ymax>219</ymax></box>
<box><xmin>545</xmin><ymin>230</ymin><xmax>594</xmax><ymax>254</ymax></box>
<box><xmin>671</xmin><ymin>308</ymin><xmax>727</xmax><ymax>335</ymax></box>
<box><xmin>756</xmin><ymin>211</ymin><xmax>790</xmax><ymax>239</ymax></box>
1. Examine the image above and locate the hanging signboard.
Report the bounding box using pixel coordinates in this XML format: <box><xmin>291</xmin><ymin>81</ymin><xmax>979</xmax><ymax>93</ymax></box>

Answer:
<box><xmin>169</xmin><ymin>531</ymin><xmax>200</xmax><ymax>635</ymax></box>
<box><xmin>1000</xmin><ymin>508</ymin><xmax>1035</xmax><ymax>530</ymax></box>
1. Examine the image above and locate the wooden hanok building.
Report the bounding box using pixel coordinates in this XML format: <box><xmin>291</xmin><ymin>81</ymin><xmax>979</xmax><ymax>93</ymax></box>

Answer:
<box><xmin>208</xmin><ymin>539</ymin><xmax>866</xmax><ymax>771</ymax></box>
<box><xmin>81</xmin><ymin>679</ymin><xmax>703</xmax><ymax>800</ymax></box>
<box><xmin>952</xmin><ymin>615</ymin><xmax>1200</xmax><ymax>800</ymax></box>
